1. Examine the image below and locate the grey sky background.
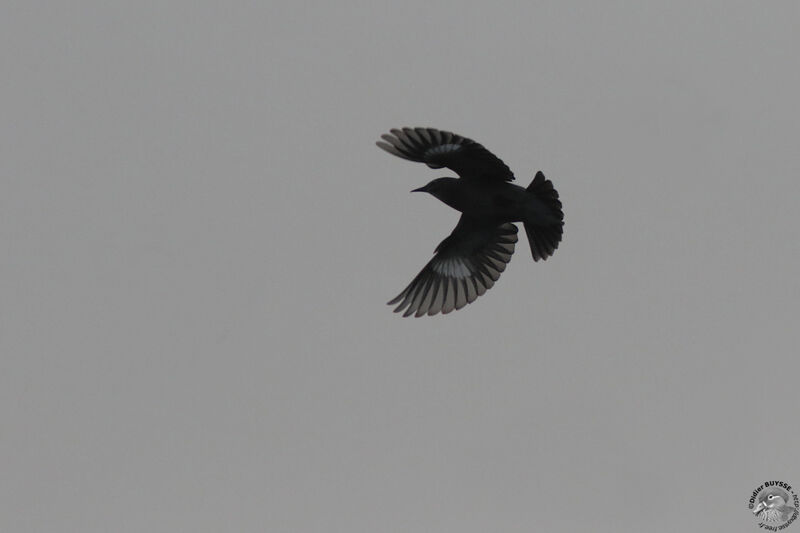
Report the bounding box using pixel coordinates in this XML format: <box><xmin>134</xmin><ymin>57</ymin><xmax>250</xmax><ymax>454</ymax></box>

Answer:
<box><xmin>2</xmin><ymin>2</ymin><xmax>799</xmax><ymax>532</ymax></box>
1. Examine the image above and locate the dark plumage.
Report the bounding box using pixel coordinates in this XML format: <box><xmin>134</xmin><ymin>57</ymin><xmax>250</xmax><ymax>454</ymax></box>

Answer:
<box><xmin>377</xmin><ymin>127</ymin><xmax>564</xmax><ymax>317</ymax></box>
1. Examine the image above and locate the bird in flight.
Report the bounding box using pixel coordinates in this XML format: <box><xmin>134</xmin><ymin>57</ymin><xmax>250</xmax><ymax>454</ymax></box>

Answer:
<box><xmin>377</xmin><ymin>127</ymin><xmax>564</xmax><ymax>317</ymax></box>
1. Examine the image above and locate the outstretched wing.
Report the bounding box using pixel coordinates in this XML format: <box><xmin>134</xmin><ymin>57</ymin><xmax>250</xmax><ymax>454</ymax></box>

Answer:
<box><xmin>376</xmin><ymin>127</ymin><xmax>515</xmax><ymax>183</ymax></box>
<box><xmin>388</xmin><ymin>217</ymin><xmax>518</xmax><ymax>317</ymax></box>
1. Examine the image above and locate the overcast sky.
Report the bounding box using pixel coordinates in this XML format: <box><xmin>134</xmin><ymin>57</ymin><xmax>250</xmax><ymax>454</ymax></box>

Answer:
<box><xmin>2</xmin><ymin>2</ymin><xmax>799</xmax><ymax>532</ymax></box>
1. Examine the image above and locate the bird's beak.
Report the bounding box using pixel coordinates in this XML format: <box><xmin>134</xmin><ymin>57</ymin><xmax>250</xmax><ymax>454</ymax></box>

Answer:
<box><xmin>411</xmin><ymin>186</ymin><xmax>426</xmax><ymax>193</ymax></box>
<box><xmin>754</xmin><ymin>502</ymin><xmax>766</xmax><ymax>515</ymax></box>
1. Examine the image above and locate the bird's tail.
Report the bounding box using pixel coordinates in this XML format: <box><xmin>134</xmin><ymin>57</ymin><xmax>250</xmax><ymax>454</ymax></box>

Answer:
<box><xmin>523</xmin><ymin>171</ymin><xmax>564</xmax><ymax>261</ymax></box>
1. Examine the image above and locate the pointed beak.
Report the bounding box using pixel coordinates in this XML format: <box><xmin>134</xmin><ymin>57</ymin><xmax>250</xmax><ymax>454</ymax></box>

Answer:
<box><xmin>754</xmin><ymin>502</ymin><xmax>766</xmax><ymax>515</ymax></box>
<box><xmin>410</xmin><ymin>186</ymin><xmax>426</xmax><ymax>193</ymax></box>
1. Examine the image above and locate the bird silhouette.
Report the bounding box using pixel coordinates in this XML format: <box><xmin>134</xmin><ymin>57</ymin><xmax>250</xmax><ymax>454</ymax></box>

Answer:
<box><xmin>753</xmin><ymin>490</ymin><xmax>797</xmax><ymax>523</ymax></box>
<box><xmin>377</xmin><ymin>127</ymin><xmax>564</xmax><ymax>316</ymax></box>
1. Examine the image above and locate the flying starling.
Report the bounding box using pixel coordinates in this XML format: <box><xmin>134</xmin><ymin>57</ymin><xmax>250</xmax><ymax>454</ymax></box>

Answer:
<box><xmin>377</xmin><ymin>127</ymin><xmax>564</xmax><ymax>316</ymax></box>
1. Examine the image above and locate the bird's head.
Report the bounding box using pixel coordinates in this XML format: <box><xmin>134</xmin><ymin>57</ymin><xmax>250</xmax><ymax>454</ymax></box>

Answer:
<box><xmin>411</xmin><ymin>177</ymin><xmax>459</xmax><ymax>199</ymax></box>
<box><xmin>754</xmin><ymin>490</ymin><xmax>790</xmax><ymax>515</ymax></box>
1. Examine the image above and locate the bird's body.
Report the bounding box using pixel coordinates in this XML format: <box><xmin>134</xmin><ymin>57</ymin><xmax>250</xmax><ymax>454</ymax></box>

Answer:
<box><xmin>418</xmin><ymin>177</ymin><xmax>560</xmax><ymax>225</ymax></box>
<box><xmin>377</xmin><ymin>127</ymin><xmax>564</xmax><ymax>317</ymax></box>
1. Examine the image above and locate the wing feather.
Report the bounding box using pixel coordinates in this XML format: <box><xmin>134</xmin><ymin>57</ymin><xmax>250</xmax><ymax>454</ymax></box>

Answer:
<box><xmin>376</xmin><ymin>127</ymin><xmax>515</xmax><ymax>182</ymax></box>
<box><xmin>388</xmin><ymin>217</ymin><xmax>518</xmax><ymax>317</ymax></box>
